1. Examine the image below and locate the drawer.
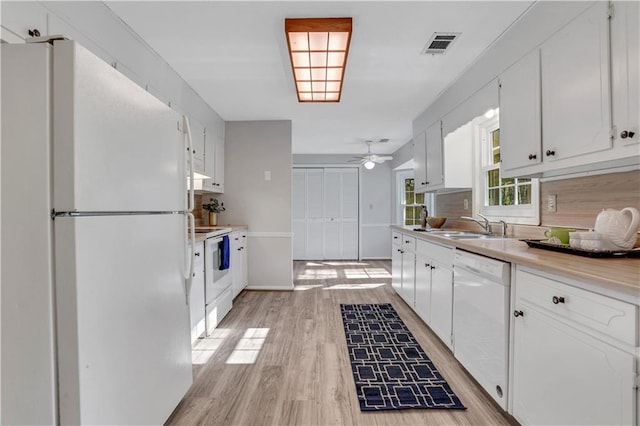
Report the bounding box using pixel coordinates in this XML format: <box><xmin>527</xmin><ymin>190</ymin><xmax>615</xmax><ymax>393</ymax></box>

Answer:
<box><xmin>392</xmin><ymin>231</ymin><xmax>402</xmax><ymax>246</ymax></box>
<box><xmin>402</xmin><ymin>234</ymin><xmax>416</xmax><ymax>252</ymax></box>
<box><xmin>516</xmin><ymin>269</ymin><xmax>637</xmax><ymax>346</ymax></box>
<box><xmin>416</xmin><ymin>239</ymin><xmax>453</xmax><ymax>265</ymax></box>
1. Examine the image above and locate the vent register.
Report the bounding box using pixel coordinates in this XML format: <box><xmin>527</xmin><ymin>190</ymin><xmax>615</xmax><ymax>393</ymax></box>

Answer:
<box><xmin>421</xmin><ymin>33</ymin><xmax>461</xmax><ymax>55</ymax></box>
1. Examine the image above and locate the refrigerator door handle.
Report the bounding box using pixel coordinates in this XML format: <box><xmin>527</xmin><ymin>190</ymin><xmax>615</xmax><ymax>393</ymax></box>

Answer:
<box><xmin>183</xmin><ymin>115</ymin><xmax>195</xmax><ymax>213</ymax></box>
<box><xmin>184</xmin><ymin>212</ymin><xmax>195</xmax><ymax>304</ymax></box>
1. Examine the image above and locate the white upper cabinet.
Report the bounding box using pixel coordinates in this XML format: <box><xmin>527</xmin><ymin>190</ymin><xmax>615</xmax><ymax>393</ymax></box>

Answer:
<box><xmin>541</xmin><ymin>1</ymin><xmax>611</xmax><ymax>163</ymax></box>
<box><xmin>499</xmin><ymin>49</ymin><xmax>542</xmax><ymax>176</ymax></box>
<box><xmin>413</xmin><ymin>131</ymin><xmax>428</xmax><ymax>193</ymax></box>
<box><xmin>188</xmin><ymin>118</ymin><xmax>205</xmax><ymax>174</ymax></box>
<box><xmin>611</xmin><ymin>0</ymin><xmax>639</xmax><ymax>146</ymax></box>
<box><xmin>201</xmin><ymin>126</ymin><xmax>224</xmax><ymax>193</ymax></box>
<box><xmin>425</xmin><ymin>120</ymin><xmax>444</xmax><ymax>190</ymax></box>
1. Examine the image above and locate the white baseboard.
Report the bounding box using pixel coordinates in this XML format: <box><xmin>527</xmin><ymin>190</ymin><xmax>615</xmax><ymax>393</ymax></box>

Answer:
<box><xmin>361</xmin><ymin>257</ymin><xmax>392</xmax><ymax>260</ymax></box>
<box><xmin>245</xmin><ymin>285</ymin><xmax>294</xmax><ymax>291</ymax></box>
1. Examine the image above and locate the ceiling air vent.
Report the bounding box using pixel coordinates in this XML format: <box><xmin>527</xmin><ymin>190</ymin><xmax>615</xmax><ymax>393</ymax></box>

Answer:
<box><xmin>421</xmin><ymin>32</ymin><xmax>460</xmax><ymax>55</ymax></box>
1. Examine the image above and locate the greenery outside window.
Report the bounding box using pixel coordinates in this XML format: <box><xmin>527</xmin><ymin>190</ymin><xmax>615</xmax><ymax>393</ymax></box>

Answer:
<box><xmin>473</xmin><ymin>110</ymin><xmax>540</xmax><ymax>225</ymax></box>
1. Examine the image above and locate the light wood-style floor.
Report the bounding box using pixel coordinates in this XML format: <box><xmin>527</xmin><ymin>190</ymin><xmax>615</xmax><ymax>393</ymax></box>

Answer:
<box><xmin>166</xmin><ymin>260</ymin><xmax>515</xmax><ymax>425</ymax></box>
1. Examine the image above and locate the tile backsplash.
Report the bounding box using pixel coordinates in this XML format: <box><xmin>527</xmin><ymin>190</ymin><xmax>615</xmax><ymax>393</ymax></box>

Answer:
<box><xmin>435</xmin><ymin>169</ymin><xmax>640</xmax><ymax>239</ymax></box>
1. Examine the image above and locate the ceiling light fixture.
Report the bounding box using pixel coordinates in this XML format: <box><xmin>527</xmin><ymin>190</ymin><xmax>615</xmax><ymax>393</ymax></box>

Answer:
<box><xmin>285</xmin><ymin>17</ymin><xmax>352</xmax><ymax>102</ymax></box>
<box><xmin>363</xmin><ymin>160</ymin><xmax>376</xmax><ymax>170</ymax></box>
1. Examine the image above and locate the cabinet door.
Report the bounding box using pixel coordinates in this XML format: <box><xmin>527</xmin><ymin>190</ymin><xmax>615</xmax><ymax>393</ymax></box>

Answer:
<box><xmin>189</xmin><ymin>242</ymin><xmax>205</xmax><ymax>343</ymax></box>
<box><xmin>512</xmin><ymin>302</ymin><xmax>635</xmax><ymax>426</ymax></box>
<box><xmin>413</xmin><ymin>131</ymin><xmax>428</xmax><ymax>192</ymax></box>
<box><xmin>425</xmin><ymin>121</ymin><xmax>443</xmax><ymax>189</ymax></box>
<box><xmin>391</xmin><ymin>244</ymin><xmax>402</xmax><ymax>295</ymax></box>
<box><xmin>189</xmin><ymin>119</ymin><xmax>206</xmax><ymax>173</ymax></box>
<box><xmin>214</xmin><ymin>134</ymin><xmax>225</xmax><ymax>191</ymax></box>
<box><xmin>541</xmin><ymin>2</ymin><xmax>611</xmax><ymax>161</ymax></box>
<box><xmin>429</xmin><ymin>263</ymin><xmax>453</xmax><ymax>347</ymax></box>
<box><xmin>400</xmin><ymin>252</ymin><xmax>415</xmax><ymax>307</ymax></box>
<box><xmin>611</xmin><ymin>0</ymin><xmax>639</xmax><ymax>145</ymax></box>
<box><xmin>500</xmin><ymin>49</ymin><xmax>542</xmax><ymax>174</ymax></box>
<box><xmin>414</xmin><ymin>254</ymin><xmax>432</xmax><ymax>324</ymax></box>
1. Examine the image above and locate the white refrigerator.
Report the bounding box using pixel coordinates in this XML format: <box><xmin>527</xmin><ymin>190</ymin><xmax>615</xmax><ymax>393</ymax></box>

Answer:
<box><xmin>1</xmin><ymin>39</ymin><xmax>194</xmax><ymax>424</ymax></box>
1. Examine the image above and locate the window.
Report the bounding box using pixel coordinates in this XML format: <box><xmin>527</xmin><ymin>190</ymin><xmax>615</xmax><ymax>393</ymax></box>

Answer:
<box><xmin>473</xmin><ymin>109</ymin><xmax>540</xmax><ymax>224</ymax></box>
<box><xmin>396</xmin><ymin>170</ymin><xmax>435</xmax><ymax>226</ymax></box>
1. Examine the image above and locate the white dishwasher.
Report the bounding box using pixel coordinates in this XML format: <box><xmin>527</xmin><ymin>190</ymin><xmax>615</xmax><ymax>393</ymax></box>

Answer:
<box><xmin>453</xmin><ymin>250</ymin><xmax>510</xmax><ymax>410</ymax></box>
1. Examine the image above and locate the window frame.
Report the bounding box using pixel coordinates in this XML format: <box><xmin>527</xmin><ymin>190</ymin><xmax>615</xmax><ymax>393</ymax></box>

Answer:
<box><xmin>396</xmin><ymin>169</ymin><xmax>435</xmax><ymax>226</ymax></box>
<box><xmin>472</xmin><ymin>111</ymin><xmax>540</xmax><ymax>225</ymax></box>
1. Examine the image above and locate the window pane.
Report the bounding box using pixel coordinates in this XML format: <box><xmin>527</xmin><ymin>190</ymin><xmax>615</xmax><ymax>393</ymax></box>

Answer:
<box><xmin>405</xmin><ymin>178</ymin><xmax>414</xmax><ymax>192</ymax></box>
<box><xmin>405</xmin><ymin>206</ymin><xmax>414</xmax><ymax>220</ymax></box>
<box><xmin>406</xmin><ymin>192</ymin><xmax>415</xmax><ymax>205</ymax></box>
<box><xmin>487</xmin><ymin>169</ymin><xmax>499</xmax><ymax>187</ymax></box>
<box><xmin>493</xmin><ymin>150</ymin><xmax>501</xmax><ymax>164</ymax></box>
<box><xmin>488</xmin><ymin>188</ymin><xmax>500</xmax><ymax>206</ymax></box>
<box><xmin>501</xmin><ymin>186</ymin><xmax>515</xmax><ymax>206</ymax></box>
<box><xmin>415</xmin><ymin>193</ymin><xmax>424</xmax><ymax>204</ymax></box>
<box><xmin>518</xmin><ymin>184</ymin><xmax>532</xmax><ymax>205</ymax></box>
<box><xmin>501</xmin><ymin>177</ymin><xmax>515</xmax><ymax>185</ymax></box>
<box><xmin>492</xmin><ymin>129</ymin><xmax>500</xmax><ymax>148</ymax></box>
<box><xmin>518</xmin><ymin>178</ymin><xmax>531</xmax><ymax>183</ymax></box>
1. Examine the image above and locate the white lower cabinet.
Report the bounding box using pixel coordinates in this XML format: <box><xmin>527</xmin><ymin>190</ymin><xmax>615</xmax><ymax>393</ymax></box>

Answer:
<box><xmin>399</xmin><ymin>236</ymin><xmax>416</xmax><ymax>306</ymax></box>
<box><xmin>391</xmin><ymin>233</ymin><xmax>454</xmax><ymax>349</ymax></box>
<box><xmin>189</xmin><ymin>241</ymin><xmax>205</xmax><ymax>344</ymax></box>
<box><xmin>391</xmin><ymin>232</ymin><xmax>403</xmax><ymax>295</ymax></box>
<box><xmin>230</xmin><ymin>230</ymin><xmax>248</xmax><ymax>298</ymax></box>
<box><xmin>511</xmin><ymin>267</ymin><xmax>638</xmax><ymax>426</ymax></box>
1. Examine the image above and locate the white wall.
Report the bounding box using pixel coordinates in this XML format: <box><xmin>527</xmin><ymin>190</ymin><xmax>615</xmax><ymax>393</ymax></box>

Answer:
<box><xmin>219</xmin><ymin>121</ymin><xmax>293</xmax><ymax>290</ymax></box>
<box><xmin>293</xmin><ymin>154</ymin><xmax>392</xmax><ymax>259</ymax></box>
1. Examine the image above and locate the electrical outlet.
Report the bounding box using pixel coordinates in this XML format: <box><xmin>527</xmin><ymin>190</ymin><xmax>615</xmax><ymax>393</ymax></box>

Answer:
<box><xmin>548</xmin><ymin>194</ymin><xmax>557</xmax><ymax>212</ymax></box>
<box><xmin>464</xmin><ymin>199</ymin><xmax>469</xmax><ymax>210</ymax></box>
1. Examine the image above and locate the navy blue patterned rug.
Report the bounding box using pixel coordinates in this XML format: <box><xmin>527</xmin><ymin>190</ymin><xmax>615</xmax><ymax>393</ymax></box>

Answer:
<box><xmin>341</xmin><ymin>303</ymin><xmax>466</xmax><ymax>411</ymax></box>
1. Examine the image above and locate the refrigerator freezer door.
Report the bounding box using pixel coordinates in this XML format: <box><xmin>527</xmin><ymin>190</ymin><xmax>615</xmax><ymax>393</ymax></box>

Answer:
<box><xmin>53</xmin><ymin>40</ymin><xmax>185</xmax><ymax>213</ymax></box>
<box><xmin>54</xmin><ymin>214</ymin><xmax>192</xmax><ymax>425</ymax></box>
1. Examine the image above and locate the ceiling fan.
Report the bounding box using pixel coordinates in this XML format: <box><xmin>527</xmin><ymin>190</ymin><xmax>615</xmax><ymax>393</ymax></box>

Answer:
<box><xmin>350</xmin><ymin>140</ymin><xmax>393</xmax><ymax>169</ymax></box>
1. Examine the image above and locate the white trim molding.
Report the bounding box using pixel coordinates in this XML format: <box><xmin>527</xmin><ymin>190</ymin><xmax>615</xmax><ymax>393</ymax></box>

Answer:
<box><xmin>247</xmin><ymin>232</ymin><xmax>293</xmax><ymax>238</ymax></box>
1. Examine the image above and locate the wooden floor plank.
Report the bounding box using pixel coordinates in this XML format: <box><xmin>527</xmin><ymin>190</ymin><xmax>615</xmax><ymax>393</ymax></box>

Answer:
<box><xmin>166</xmin><ymin>259</ymin><xmax>516</xmax><ymax>425</ymax></box>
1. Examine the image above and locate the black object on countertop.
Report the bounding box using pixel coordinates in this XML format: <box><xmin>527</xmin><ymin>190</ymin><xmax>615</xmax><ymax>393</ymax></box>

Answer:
<box><xmin>412</xmin><ymin>228</ymin><xmax>428</xmax><ymax>232</ymax></box>
<box><xmin>522</xmin><ymin>239</ymin><xmax>640</xmax><ymax>258</ymax></box>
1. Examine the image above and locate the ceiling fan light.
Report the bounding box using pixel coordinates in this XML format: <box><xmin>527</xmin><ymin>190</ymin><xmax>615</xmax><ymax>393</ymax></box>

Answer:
<box><xmin>363</xmin><ymin>160</ymin><xmax>375</xmax><ymax>170</ymax></box>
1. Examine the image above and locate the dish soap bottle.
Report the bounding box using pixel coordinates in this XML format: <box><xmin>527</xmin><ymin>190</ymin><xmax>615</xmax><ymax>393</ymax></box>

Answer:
<box><xmin>420</xmin><ymin>205</ymin><xmax>428</xmax><ymax>229</ymax></box>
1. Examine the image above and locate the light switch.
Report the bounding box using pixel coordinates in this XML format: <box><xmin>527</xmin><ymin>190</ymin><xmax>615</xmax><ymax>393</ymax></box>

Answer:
<box><xmin>264</xmin><ymin>171</ymin><xmax>271</xmax><ymax>181</ymax></box>
<box><xmin>548</xmin><ymin>194</ymin><xmax>557</xmax><ymax>212</ymax></box>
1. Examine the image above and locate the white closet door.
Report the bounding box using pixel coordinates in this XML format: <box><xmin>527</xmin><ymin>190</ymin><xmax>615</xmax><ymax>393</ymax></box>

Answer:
<box><xmin>306</xmin><ymin>169</ymin><xmax>324</xmax><ymax>259</ymax></box>
<box><xmin>293</xmin><ymin>168</ymin><xmax>359</xmax><ymax>260</ymax></box>
<box><xmin>292</xmin><ymin>169</ymin><xmax>306</xmax><ymax>259</ymax></box>
<box><xmin>323</xmin><ymin>168</ymin><xmax>359</xmax><ymax>260</ymax></box>
<box><xmin>341</xmin><ymin>169</ymin><xmax>359</xmax><ymax>259</ymax></box>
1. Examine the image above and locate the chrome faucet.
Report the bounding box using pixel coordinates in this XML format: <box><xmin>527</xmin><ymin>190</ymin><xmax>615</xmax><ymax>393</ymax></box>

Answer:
<box><xmin>460</xmin><ymin>213</ymin><xmax>491</xmax><ymax>234</ymax></box>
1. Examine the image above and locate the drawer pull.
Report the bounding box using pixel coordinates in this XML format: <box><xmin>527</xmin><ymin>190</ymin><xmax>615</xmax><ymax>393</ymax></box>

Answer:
<box><xmin>513</xmin><ymin>310</ymin><xmax>524</xmax><ymax>318</ymax></box>
<box><xmin>430</xmin><ymin>265</ymin><xmax>435</xmax><ymax>270</ymax></box>
<box><xmin>405</xmin><ymin>240</ymin><xmax>411</xmax><ymax>244</ymax></box>
<box><xmin>394</xmin><ymin>236</ymin><xmax>398</xmax><ymax>239</ymax></box>
<box><xmin>425</xmin><ymin>263</ymin><xmax>430</xmax><ymax>268</ymax></box>
<box><xmin>528</xmin><ymin>153</ymin><xmax>537</xmax><ymax>160</ymax></box>
<box><xmin>552</xmin><ymin>296</ymin><xmax>565</xmax><ymax>304</ymax></box>
<box><xmin>195</xmin><ymin>252</ymin><xmax>200</xmax><ymax>256</ymax></box>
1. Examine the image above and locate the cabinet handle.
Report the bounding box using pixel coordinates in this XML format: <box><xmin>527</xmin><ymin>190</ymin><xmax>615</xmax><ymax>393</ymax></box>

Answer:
<box><xmin>552</xmin><ymin>296</ymin><xmax>565</xmax><ymax>304</ymax></box>
<box><xmin>513</xmin><ymin>310</ymin><xmax>524</xmax><ymax>318</ymax></box>
<box><xmin>421</xmin><ymin>181</ymin><xmax>427</xmax><ymax>185</ymax></box>
<box><xmin>425</xmin><ymin>181</ymin><xmax>430</xmax><ymax>185</ymax></box>
<box><xmin>528</xmin><ymin>154</ymin><xmax>537</xmax><ymax>160</ymax></box>
<box><xmin>620</xmin><ymin>130</ymin><xmax>635</xmax><ymax>139</ymax></box>
<box><xmin>394</xmin><ymin>236</ymin><xmax>398</xmax><ymax>239</ymax></box>
<box><xmin>237</xmin><ymin>248</ymin><xmax>242</xmax><ymax>251</ymax></box>
<box><xmin>195</xmin><ymin>252</ymin><xmax>200</xmax><ymax>256</ymax></box>
<box><xmin>424</xmin><ymin>263</ymin><xmax>430</xmax><ymax>268</ymax></box>
<box><xmin>405</xmin><ymin>240</ymin><xmax>410</xmax><ymax>244</ymax></box>
<box><xmin>430</xmin><ymin>265</ymin><xmax>435</xmax><ymax>270</ymax></box>
<box><xmin>545</xmin><ymin>149</ymin><xmax>556</xmax><ymax>157</ymax></box>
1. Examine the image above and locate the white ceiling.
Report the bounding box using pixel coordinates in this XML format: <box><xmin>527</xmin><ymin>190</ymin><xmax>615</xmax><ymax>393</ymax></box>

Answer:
<box><xmin>105</xmin><ymin>1</ymin><xmax>534</xmax><ymax>155</ymax></box>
